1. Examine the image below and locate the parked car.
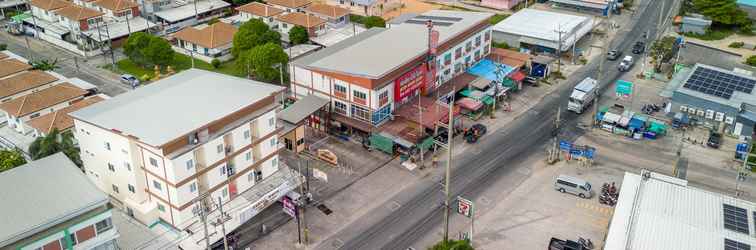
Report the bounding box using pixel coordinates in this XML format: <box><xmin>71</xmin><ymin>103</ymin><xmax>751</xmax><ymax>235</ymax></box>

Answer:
<box><xmin>707</xmin><ymin>131</ymin><xmax>722</xmax><ymax>148</ymax></box>
<box><xmin>618</xmin><ymin>55</ymin><xmax>634</xmax><ymax>72</ymax></box>
<box><xmin>632</xmin><ymin>41</ymin><xmax>645</xmax><ymax>54</ymax></box>
<box><xmin>606</xmin><ymin>50</ymin><xmax>622</xmax><ymax>60</ymax></box>
<box><xmin>120</xmin><ymin>74</ymin><xmax>140</xmax><ymax>87</ymax></box>
<box><xmin>555</xmin><ymin>175</ymin><xmax>593</xmax><ymax>198</ymax></box>
<box><xmin>464</xmin><ymin>124</ymin><xmax>487</xmax><ymax>143</ymax></box>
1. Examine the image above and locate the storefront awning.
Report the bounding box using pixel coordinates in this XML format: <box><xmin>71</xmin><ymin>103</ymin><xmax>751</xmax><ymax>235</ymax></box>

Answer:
<box><xmin>602</xmin><ymin>112</ymin><xmax>622</xmax><ymax>124</ymax></box>
<box><xmin>457</xmin><ymin>97</ymin><xmax>483</xmax><ymax>110</ymax></box>
<box><xmin>509</xmin><ymin>71</ymin><xmax>526</xmax><ymax>82</ymax></box>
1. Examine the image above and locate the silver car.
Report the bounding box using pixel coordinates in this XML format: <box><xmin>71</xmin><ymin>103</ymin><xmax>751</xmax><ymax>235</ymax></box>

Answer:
<box><xmin>120</xmin><ymin>74</ymin><xmax>140</xmax><ymax>87</ymax></box>
<box><xmin>555</xmin><ymin>175</ymin><xmax>593</xmax><ymax>198</ymax></box>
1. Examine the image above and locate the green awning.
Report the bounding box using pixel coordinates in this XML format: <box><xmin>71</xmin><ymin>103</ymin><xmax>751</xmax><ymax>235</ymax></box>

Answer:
<box><xmin>599</xmin><ymin>106</ymin><xmax>610</xmax><ymax>113</ymax></box>
<box><xmin>369</xmin><ymin>134</ymin><xmax>394</xmax><ymax>154</ymax></box>
<box><xmin>11</xmin><ymin>13</ymin><xmax>30</xmax><ymax>22</ymax></box>
<box><xmin>481</xmin><ymin>95</ymin><xmax>494</xmax><ymax>105</ymax></box>
<box><xmin>418</xmin><ymin>137</ymin><xmax>435</xmax><ymax>151</ymax></box>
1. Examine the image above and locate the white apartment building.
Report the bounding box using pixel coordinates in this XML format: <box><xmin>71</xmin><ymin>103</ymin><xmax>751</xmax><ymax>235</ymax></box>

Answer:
<box><xmin>290</xmin><ymin>10</ymin><xmax>493</xmax><ymax>132</ymax></box>
<box><xmin>70</xmin><ymin>69</ymin><xmax>294</xmax><ymax>236</ymax></box>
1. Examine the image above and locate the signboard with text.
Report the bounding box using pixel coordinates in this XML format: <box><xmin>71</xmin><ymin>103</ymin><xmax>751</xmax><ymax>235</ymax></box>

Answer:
<box><xmin>457</xmin><ymin>196</ymin><xmax>473</xmax><ymax>218</ymax></box>
<box><xmin>282</xmin><ymin>196</ymin><xmax>297</xmax><ymax>218</ymax></box>
<box><xmin>394</xmin><ymin>64</ymin><xmax>427</xmax><ymax>102</ymax></box>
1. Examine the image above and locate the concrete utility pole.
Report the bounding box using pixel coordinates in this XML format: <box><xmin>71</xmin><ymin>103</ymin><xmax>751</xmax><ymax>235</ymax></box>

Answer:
<box><xmin>192</xmin><ymin>199</ymin><xmax>212</xmax><ymax>250</ymax></box>
<box><xmin>216</xmin><ymin>197</ymin><xmax>230</xmax><ymax>250</ymax></box>
<box><xmin>442</xmin><ymin>87</ymin><xmax>455</xmax><ymax>243</ymax></box>
<box><xmin>554</xmin><ymin>24</ymin><xmax>567</xmax><ymax>74</ymax></box>
<box><xmin>104</xmin><ymin>21</ymin><xmax>116</xmax><ymax>69</ymax></box>
<box><xmin>736</xmin><ymin>143</ymin><xmax>751</xmax><ymax>197</ymax></box>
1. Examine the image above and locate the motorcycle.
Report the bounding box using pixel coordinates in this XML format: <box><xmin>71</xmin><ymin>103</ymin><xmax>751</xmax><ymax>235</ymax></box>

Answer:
<box><xmin>579</xmin><ymin>237</ymin><xmax>595</xmax><ymax>250</ymax></box>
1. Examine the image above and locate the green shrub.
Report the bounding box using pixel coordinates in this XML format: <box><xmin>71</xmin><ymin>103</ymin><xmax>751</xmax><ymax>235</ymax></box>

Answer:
<box><xmin>746</xmin><ymin>55</ymin><xmax>756</xmax><ymax>66</ymax></box>
<box><xmin>729</xmin><ymin>42</ymin><xmax>745</xmax><ymax>48</ymax></box>
<box><xmin>0</xmin><ymin>44</ymin><xmax>7</xmax><ymax>51</ymax></box>
<box><xmin>211</xmin><ymin>59</ymin><xmax>221</xmax><ymax>69</ymax></box>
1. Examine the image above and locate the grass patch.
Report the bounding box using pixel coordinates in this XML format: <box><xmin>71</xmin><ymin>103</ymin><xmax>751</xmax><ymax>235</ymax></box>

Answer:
<box><xmin>107</xmin><ymin>53</ymin><xmax>243</xmax><ymax>81</ymax></box>
<box><xmin>489</xmin><ymin>14</ymin><xmax>509</xmax><ymax>25</ymax></box>
<box><xmin>683</xmin><ymin>27</ymin><xmax>735</xmax><ymax>41</ymax></box>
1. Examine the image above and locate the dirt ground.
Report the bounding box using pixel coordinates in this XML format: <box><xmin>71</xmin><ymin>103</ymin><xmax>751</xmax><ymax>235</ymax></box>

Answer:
<box><xmin>381</xmin><ymin>0</ymin><xmax>441</xmax><ymax>20</ymax></box>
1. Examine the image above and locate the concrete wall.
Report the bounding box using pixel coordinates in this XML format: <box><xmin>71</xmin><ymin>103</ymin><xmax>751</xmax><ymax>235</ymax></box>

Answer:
<box><xmin>480</xmin><ymin>0</ymin><xmax>521</xmax><ymax>10</ymax></box>
<box><xmin>491</xmin><ymin>31</ymin><xmax>520</xmax><ymax>49</ymax></box>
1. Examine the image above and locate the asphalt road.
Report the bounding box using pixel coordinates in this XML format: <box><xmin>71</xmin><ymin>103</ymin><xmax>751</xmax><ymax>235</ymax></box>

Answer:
<box><xmin>321</xmin><ymin>1</ymin><xmax>678</xmax><ymax>249</ymax></box>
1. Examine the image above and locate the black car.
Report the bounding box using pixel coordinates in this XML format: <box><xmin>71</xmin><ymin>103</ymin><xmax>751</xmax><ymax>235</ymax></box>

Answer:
<box><xmin>464</xmin><ymin>124</ymin><xmax>487</xmax><ymax>143</ymax></box>
<box><xmin>606</xmin><ymin>50</ymin><xmax>622</xmax><ymax>60</ymax></box>
<box><xmin>707</xmin><ymin>131</ymin><xmax>722</xmax><ymax>148</ymax></box>
<box><xmin>632</xmin><ymin>42</ymin><xmax>645</xmax><ymax>54</ymax></box>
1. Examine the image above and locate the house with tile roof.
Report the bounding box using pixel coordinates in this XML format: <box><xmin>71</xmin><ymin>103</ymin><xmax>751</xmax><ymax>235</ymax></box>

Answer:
<box><xmin>236</xmin><ymin>2</ymin><xmax>285</xmax><ymax>27</ymax></box>
<box><xmin>276</xmin><ymin>12</ymin><xmax>326</xmax><ymax>38</ymax></box>
<box><xmin>0</xmin><ymin>70</ymin><xmax>60</xmax><ymax>103</ymax></box>
<box><xmin>90</xmin><ymin>0</ymin><xmax>139</xmax><ymax>21</ymax></box>
<box><xmin>305</xmin><ymin>3</ymin><xmax>349</xmax><ymax>27</ymax></box>
<box><xmin>0</xmin><ymin>83</ymin><xmax>87</xmax><ymax>134</ymax></box>
<box><xmin>25</xmin><ymin>95</ymin><xmax>106</xmax><ymax>137</ymax></box>
<box><xmin>266</xmin><ymin>0</ymin><xmax>312</xmax><ymax>13</ymax></box>
<box><xmin>326</xmin><ymin>0</ymin><xmax>400</xmax><ymax>16</ymax></box>
<box><xmin>29</xmin><ymin>0</ymin><xmax>71</xmax><ymax>22</ymax></box>
<box><xmin>0</xmin><ymin>58</ymin><xmax>32</xmax><ymax>80</ymax></box>
<box><xmin>172</xmin><ymin>22</ymin><xmax>238</xmax><ymax>63</ymax></box>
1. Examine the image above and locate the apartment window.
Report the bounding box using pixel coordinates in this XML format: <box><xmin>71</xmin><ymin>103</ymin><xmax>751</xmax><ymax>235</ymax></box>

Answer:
<box><xmin>248</xmin><ymin>171</ymin><xmax>255</xmax><ymax>182</ymax></box>
<box><xmin>186</xmin><ymin>159</ymin><xmax>194</xmax><ymax>170</ymax></box>
<box><xmin>95</xmin><ymin>218</ymin><xmax>113</xmax><ymax>234</ymax></box>
<box><xmin>153</xmin><ymin>180</ymin><xmax>162</xmax><ymax>190</ymax></box>
<box><xmin>351</xmin><ymin>105</ymin><xmax>370</xmax><ymax>122</ymax></box>
<box><xmin>484</xmin><ymin>30</ymin><xmax>491</xmax><ymax>41</ymax></box>
<box><xmin>270</xmin><ymin>138</ymin><xmax>277</xmax><ymax>147</ymax></box>
<box><xmin>455</xmin><ymin>47</ymin><xmax>462</xmax><ymax>59</ymax></box>
<box><xmin>350</xmin><ymin>1</ymin><xmax>354</xmax><ymax>6</ymax></box>
<box><xmin>244</xmin><ymin>130</ymin><xmax>250</xmax><ymax>139</ymax></box>
<box><xmin>475</xmin><ymin>36</ymin><xmax>481</xmax><ymax>47</ymax></box>
<box><xmin>465</xmin><ymin>41</ymin><xmax>472</xmax><ymax>52</ymax></box>
<box><xmin>334</xmin><ymin>84</ymin><xmax>347</xmax><ymax>98</ymax></box>
<box><xmin>112</xmin><ymin>184</ymin><xmax>119</xmax><ymax>193</ymax></box>
<box><xmin>443</xmin><ymin>68</ymin><xmax>451</xmax><ymax>76</ymax></box>
<box><xmin>272</xmin><ymin>158</ymin><xmax>278</xmax><ymax>167</ymax></box>
<box><xmin>444</xmin><ymin>53</ymin><xmax>452</xmax><ymax>65</ymax></box>
<box><xmin>222</xmin><ymin>187</ymin><xmax>228</xmax><ymax>197</ymax></box>
<box><xmin>69</xmin><ymin>233</ymin><xmax>77</xmax><ymax>246</ymax></box>
<box><xmin>204</xmin><ymin>47</ymin><xmax>209</xmax><ymax>56</ymax></box>
<box><xmin>245</xmin><ymin>151</ymin><xmax>252</xmax><ymax>161</ymax></box>
<box><xmin>189</xmin><ymin>182</ymin><xmax>197</xmax><ymax>193</ymax></box>
<box><xmin>282</xmin><ymin>23</ymin><xmax>288</xmax><ymax>28</ymax></box>
<box><xmin>124</xmin><ymin>162</ymin><xmax>131</xmax><ymax>171</ymax></box>
<box><xmin>105</xmin><ymin>142</ymin><xmax>111</xmax><ymax>150</ymax></box>
<box><xmin>269</xmin><ymin>117</ymin><xmax>275</xmax><ymax>127</ymax></box>
<box><xmin>454</xmin><ymin>63</ymin><xmax>462</xmax><ymax>74</ymax></box>
<box><xmin>255</xmin><ymin>170</ymin><xmax>263</xmax><ymax>181</ymax></box>
<box><xmin>192</xmin><ymin>44</ymin><xmax>197</xmax><ymax>52</ymax></box>
<box><xmin>339</xmin><ymin>0</ymin><xmax>343</xmax><ymax>3</ymax></box>
<box><xmin>353</xmin><ymin>90</ymin><xmax>367</xmax><ymax>105</ymax></box>
<box><xmin>108</xmin><ymin>163</ymin><xmax>115</xmax><ymax>172</ymax></box>
<box><xmin>379</xmin><ymin>91</ymin><xmax>389</xmax><ymax>107</ymax></box>
<box><xmin>157</xmin><ymin>204</ymin><xmax>165</xmax><ymax>212</ymax></box>
<box><xmin>334</xmin><ymin>100</ymin><xmax>347</xmax><ymax>115</ymax></box>
<box><xmin>220</xmin><ymin>165</ymin><xmax>227</xmax><ymax>176</ymax></box>
<box><xmin>217</xmin><ymin>144</ymin><xmax>223</xmax><ymax>154</ymax></box>
<box><xmin>128</xmin><ymin>184</ymin><xmax>135</xmax><ymax>193</ymax></box>
<box><xmin>149</xmin><ymin>157</ymin><xmax>158</xmax><ymax>167</ymax></box>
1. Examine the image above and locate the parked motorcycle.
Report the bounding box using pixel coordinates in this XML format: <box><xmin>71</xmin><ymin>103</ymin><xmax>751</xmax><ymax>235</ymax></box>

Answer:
<box><xmin>579</xmin><ymin>237</ymin><xmax>595</xmax><ymax>250</ymax></box>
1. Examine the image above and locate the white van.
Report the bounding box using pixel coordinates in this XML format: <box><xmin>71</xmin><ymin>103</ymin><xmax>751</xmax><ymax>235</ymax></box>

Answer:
<box><xmin>555</xmin><ymin>175</ymin><xmax>593</xmax><ymax>198</ymax></box>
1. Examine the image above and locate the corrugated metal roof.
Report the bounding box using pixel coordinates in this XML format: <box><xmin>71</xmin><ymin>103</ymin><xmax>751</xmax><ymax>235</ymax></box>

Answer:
<box><xmin>278</xmin><ymin>95</ymin><xmax>329</xmax><ymax>124</ymax></box>
<box><xmin>491</xmin><ymin>9</ymin><xmax>593</xmax><ymax>51</ymax></box>
<box><xmin>606</xmin><ymin>172</ymin><xmax>756</xmax><ymax>250</ymax></box>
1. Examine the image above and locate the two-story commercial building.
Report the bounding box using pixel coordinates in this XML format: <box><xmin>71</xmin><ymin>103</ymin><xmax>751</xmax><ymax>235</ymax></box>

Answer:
<box><xmin>70</xmin><ymin>69</ymin><xmax>299</xmax><ymax>245</ymax></box>
<box><xmin>172</xmin><ymin>22</ymin><xmax>237</xmax><ymax>63</ymax></box>
<box><xmin>235</xmin><ymin>2</ymin><xmax>284</xmax><ymax>27</ymax></box>
<box><xmin>0</xmin><ymin>152</ymin><xmax>119</xmax><ymax>250</ymax></box>
<box><xmin>290</xmin><ymin>10</ymin><xmax>493</xmax><ymax>135</ymax></box>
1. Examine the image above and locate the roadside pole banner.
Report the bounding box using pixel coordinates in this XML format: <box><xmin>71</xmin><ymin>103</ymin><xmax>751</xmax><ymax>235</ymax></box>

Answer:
<box><xmin>282</xmin><ymin>196</ymin><xmax>297</xmax><ymax>218</ymax></box>
<box><xmin>457</xmin><ymin>197</ymin><xmax>473</xmax><ymax>218</ymax></box>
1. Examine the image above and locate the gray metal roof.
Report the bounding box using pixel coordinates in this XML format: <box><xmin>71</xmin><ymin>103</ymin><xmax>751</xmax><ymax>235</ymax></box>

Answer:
<box><xmin>278</xmin><ymin>95</ymin><xmax>329</xmax><ymax>124</ymax></box>
<box><xmin>294</xmin><ymin>10</ymin><xmax>492</xmax><ymax>79</ymax></box>
<box><xmin>154</xmin><ymin>0</ymin><xmax>230</xmax><ymax>22</ymax></box>
<box><xmin>71</xmin><ymin>69</ymin><xmax>283</xmax><ymax>146</ymax></box>
<box><xmin>492</xmin><ymin>9</ymin><xmax>593</xmax><ymax>51</ymax></box>
<box><xmin>674</xmin><ymin>64</ymin><xmax>756</xmax><ymax>109</ymax></box>
<box><xmin>0</xmin><ymin>153</ymin><xmax>108</xmax><ymax>247</ymax></box>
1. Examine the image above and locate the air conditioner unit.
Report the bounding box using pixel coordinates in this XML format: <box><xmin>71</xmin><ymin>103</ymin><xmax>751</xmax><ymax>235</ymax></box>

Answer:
<box><xmin>715</xmin><ymin>112</ymin><xmax>725</xmax><ymax>122</ymax></box>
<box><xmin>688</xmin><ymin>107</ymin><xmax>696</xmax><ymax>115</ymax></box>
<box><xmin>680</xmin><ymin>105</ymin><xmax>688</xmax><ymax>112</ymax></box>
<box><xmin>705</xmin><ymin>109</ymin><xmax>714</xmax><ymax>119</ymax></box>
<box><xmin>725</xmin><ymin>116</ymin><xmax>735</xmax><ymax>124</ymax></box>
<box><xmin>697</xmin><ymin>110</ymin><xmax>705</xmax><ymax>117</ymax></box>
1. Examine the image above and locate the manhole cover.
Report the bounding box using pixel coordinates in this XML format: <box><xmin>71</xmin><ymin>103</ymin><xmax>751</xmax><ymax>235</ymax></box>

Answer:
<box><xmin>317</xmin><ymin>204</ymin><xmax>332</xmax><ymax>215</ymax></box>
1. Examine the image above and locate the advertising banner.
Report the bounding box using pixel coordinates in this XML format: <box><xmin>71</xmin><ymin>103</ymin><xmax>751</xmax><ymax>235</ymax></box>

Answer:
<box><xmin>394</xmin><ymin>64</ymin><xmax>428</xmax><ymax>102</ymax></box>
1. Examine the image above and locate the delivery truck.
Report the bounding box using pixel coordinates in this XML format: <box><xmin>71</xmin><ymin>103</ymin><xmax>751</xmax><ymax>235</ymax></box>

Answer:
<box><xmin>567</xmin><ymin>77</ymin><xmax>598</xmax><ymax>114</ymax></box>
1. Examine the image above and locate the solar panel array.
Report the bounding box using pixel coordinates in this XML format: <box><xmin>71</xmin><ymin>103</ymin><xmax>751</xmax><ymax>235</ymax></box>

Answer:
<box><xmin>414</xmin><ymin>15</ymin><xmax>463</xmax><ymax>22</ymax></box>
<box><xmin>682</xmin><ymin>66</ymin><xmax>756</xmax><ymax>100</ymax></box>
<box><xmin>726</xmin><ymin>239</ymin><xmax>751</xmax><ymax>250</ymax></box>
<box><xmin>724</xmin><ymin>204</ymin><xmax>750</xmax><ymax>234</ymax></box>
<box><xmin>405</xmin><ymin>19</ymin><xmax>453</xmax><ymax>27</ymax></box>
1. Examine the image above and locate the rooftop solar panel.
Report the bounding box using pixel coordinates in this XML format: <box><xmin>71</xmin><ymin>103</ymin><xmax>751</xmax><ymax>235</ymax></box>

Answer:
<box><xmin>726</xmin><ymin>239</ymin><xmax>751</xmax><ymax>250</ymax></box>
<box><xmin>405</xmin><ymin>19</ymin><xmax>453</xmax><ymax>26</ymax></box>
<box><xmin>682</xmin><ymin>66</ymin><xmax>756</xmax><ymax>100</ymax></box>
<box><xmin>414</xmin><ymin>15</ymin><xmax>463</xmax><ymax>22</ymax></box>
<box><xmin>724</xmin><ymin>204</ymin><xmax>750</xmax><ymax>234</ymax></box>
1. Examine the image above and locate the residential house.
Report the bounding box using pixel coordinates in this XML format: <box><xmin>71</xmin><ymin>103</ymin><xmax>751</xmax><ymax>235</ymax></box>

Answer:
<box><xmin>236</xmin><ymin>2</ymin><xmax>284</xmax><ymax>27</ymax></box>
<box><xmin>276</xmin><ymin>12</ymin><xmax>326</xmax><ymax>38</ymax></box>
<box><xmin>91</xmin><ymin>0</ymin><xmax>139</xmax><ymax>21</ymax></box>
<box><xmin>0</xmin><ymin>58</ymin><xmax>33</xmax><ymax>79</ymax></box>
<box><xmin>265</xmin><ymin>0</ymin><xmax>312</xmax><ymax>13</ymax></box>
<box><xmin>53</xmin><ymin>4</ymin><xmax>105</xmax><ymax>44</ymax></box>
<box><xmin>153</xmin><ymin>0</ymin><xmax>230</xmax><ymax>34</ymax></box>
<box><xmin>326</xmin><ymin>0</ymin><xmax>398</xmax><ymax>16</ymax></box>
<box><xmin>173</xmin><ymin>22</ymin><xmax>238</xmax><ymax>63</ymax></box>
<box><xmin>26</xmin><ymin>95</ymin><xmax>105</xmax><ymax>138</ymax></box>
<box><xmin>0</xmin><ymin>152</ymin><xmax>119</xmax><ymax>250</ymax></box>
<box><xmin>480</xmin><ymin>0</ymin><xmax>521</xmax><ymax>10</ymax></box>
<box><xmin>305</xmin><ymin>3</ymin><xmax>348</xmax><ymax>28</ymax></box>
<box><xmin>70</xmin><ymin>69</ymin><xmax>300</xmax><ymax>247</ymax></box>
<box><xmin>0</xmin><ymin>83</ymin><xmax>87</xmax><ymax>134</ymax></box>
<box><xmin>29</xmin><ymin>0</ymin><xmax>70</xmax><ymax>23</ymax></box>
<box><xmin>0</xmin><ymin>70</ymin><xmax>60</xmax><ymax>103</ymax></box>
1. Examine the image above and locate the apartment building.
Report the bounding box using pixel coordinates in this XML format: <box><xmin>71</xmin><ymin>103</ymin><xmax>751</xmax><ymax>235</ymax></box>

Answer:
<box><xmin>290</xmin><ymin>10</ymin><xmax>493</xmax><ymax>134</ymax></box>
<box><xmin>70</xmin><ymin>69</ymin><xmax>290</xmax><ymax>234</ymax></box>
<box><xmin>0</xmin><ymin>153</ymin><xmax>118</xmax><ymax>250</ymax></box>
<box><xmin>153</xmin><ymin>0</ymin><xmax>230</xmax><ymax>34</ymax></box>
<box><xmin>235</xmin><ymin>2</ymin><xmax>284</xmax><ymax>27</ymax></box>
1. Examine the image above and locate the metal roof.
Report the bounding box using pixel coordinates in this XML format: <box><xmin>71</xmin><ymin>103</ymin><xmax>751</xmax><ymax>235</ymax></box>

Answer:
<box><xmin>154</xmin><ymin>0</ymin><xmax>230</xmax><ymax>23</ymax></box>
<box><xmin>278</xmin><ymin>95</ymin><xmax>329</xmax><ymax>124</ymax></box>
<box><xmin>606</xmin><ymin>171</ymin><xmax>756</xmax><ymax>250</ymax></box>
<box><xmin>674</xmin><ymin>64</ymin><xmax>756</xmax><ymax>110</ymax></box>
<box><xmin>293</xmin><ymin>10</ymin><xmax>492</xmax><ymax>79</ymax></box>
<box><xmin>71</xmin><ymin>69</ymin><xmax>283</xmax><ymax>146</ymax></box>
<box><xmin>492</xmin><ymin>9</ymin><xmax>593</xmax><ymax>51</ymax></box>
<box><xmin>0</xmin><ymin>153</ymin><xmax>108</xmax><ymax>247</ymax></box>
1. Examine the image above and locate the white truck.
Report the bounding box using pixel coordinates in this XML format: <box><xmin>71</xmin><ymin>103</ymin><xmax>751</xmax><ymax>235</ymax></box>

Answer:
<box><xmin>568</xmin><ymin>77</ymin><xmax>598</xmax><ymax>114</ymax></box>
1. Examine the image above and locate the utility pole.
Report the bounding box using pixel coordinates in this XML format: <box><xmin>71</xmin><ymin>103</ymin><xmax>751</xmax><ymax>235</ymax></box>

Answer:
<box><xmin>554</xmin><ymin>24</ymin><xmax>566</xmax><ymax>74</ymax></box>
<box><xmin>442</xmin><ymin>86</ymin><xmax>455</xmax><ymax>243</ymax></box>
<box><xmin>215</xmin><ymin>197</ymin><xmax>230</xmax><ymax>250</ymax></box>
<box><xmin>192</xmin><ymin>200</ymin><xmax>212</xmax><ymax>250</ymax></box>
<box><xmin>25</xmin><ymin>0</ymin><xmax>36</xmax><ymax>61</ymax></box>
<box><xmin>104</xmin><ymin>21</ymin><xmax>116</xmax><ymax>69</ymax></box>
<box><xmin>736</xmin><ymin>142</ymin><xmax>751</xmax><ymax>197</ymax></box>
<box><xmin>593</xmin><ymin>14</ymin><xmax>611</xmax><ymax>129</ymax></box>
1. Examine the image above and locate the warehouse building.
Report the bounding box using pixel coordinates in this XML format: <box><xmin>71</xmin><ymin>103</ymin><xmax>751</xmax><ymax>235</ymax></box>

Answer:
<box><xmin>551</xmin><ymin>0</ymin><xmax>615</xmax><ymax>16</ymax></box>
<box><xmin>491</xmin><ymin>9</ymin><xmax>594</xmax><ymax>53</ymax></box>
<box><xmin>606</xmin><ymin>171</ymin><xmax>756</xmax><ymax>250</ymax></box>
<box><xmin>290</xmin><ymin>10</ymin><xmax>493</xmax><ymax>136</ymax></box>
<box><xmin>666</xmin><ymin>63</ymin><xmax>756</xmax><ymax>138</ymax></box>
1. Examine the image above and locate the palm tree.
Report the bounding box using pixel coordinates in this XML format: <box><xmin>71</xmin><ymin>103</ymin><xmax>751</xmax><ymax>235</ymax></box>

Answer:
<box><xmin>29</xmin><ymin>58</ymin><xmax>59</xmax><ymax>71</ymax></box>
<box><xmin>29</xmin><ymin>129</ymin><xmax>82</xmax><ymax>167</ymax></box>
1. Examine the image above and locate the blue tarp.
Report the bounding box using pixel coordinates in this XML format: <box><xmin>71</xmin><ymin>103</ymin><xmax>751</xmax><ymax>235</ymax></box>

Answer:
<box><xmin>467</xmin><ymin>59</ymin><xmax>515</xmax><ymax>82</ymax></box>
<box><xmin>628</xmin><ymin>118</ymin><xmax>644</xmax><ymax>131</ymax></box>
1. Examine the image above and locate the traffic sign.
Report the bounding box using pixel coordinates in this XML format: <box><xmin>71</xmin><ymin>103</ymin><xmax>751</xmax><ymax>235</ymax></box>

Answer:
<box><xmin>282</xmin><ymin>196</ymin><xmax>297</xmax><ymax>218</ymax></box>
<box><xmin>457</xmin><ymin>197</ymin><xmax>473</xmax><ymax>218</ymax></box>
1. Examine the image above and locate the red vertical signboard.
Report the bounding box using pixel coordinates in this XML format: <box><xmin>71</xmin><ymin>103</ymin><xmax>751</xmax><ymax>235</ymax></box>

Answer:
<box><xmin>394</xmin><ymin>64</ymin><xmax>427</xmax><ymax>102</ymax></box>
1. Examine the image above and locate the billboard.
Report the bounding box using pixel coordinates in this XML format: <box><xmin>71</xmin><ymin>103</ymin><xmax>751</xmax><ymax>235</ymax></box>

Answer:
<box><xmin>394</xmin><ymin>64</ymin><xmax>427</xmax><ymax>102</ymax></box>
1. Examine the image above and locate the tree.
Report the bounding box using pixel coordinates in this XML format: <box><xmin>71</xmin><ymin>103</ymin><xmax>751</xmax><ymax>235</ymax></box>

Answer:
<box><xmin>29</xmin><ymin>129</ymin><xmax>82</xmax><ymax>167</ymax></box>
<box><xmin>693</xmin><ymin>0</ymin><xmax>749</xmax><ymax>26</ymax></box>
<box><xmin>238</xmin><ymin>42</ymin><xmax>288</xmax><ymax>82</ymax></box>
<box><xmin>363</xmin><ymin>16</ymin><xmax>386</xmax><ymax>29</ymax></box>
<box><xmin>0</xmin><ymin>149</ymin><xmax>26</xmax><ymax>173</ymax></box>
<box><xmin>429</xmin><ymin>239</ymin><xmax>474</xmax><ymax>250</ymax></box>
<box><xmin>211</xmin><ymin>58</ymin><xmax>221</xmax><ymax>69</ymax></box>
<box><xmin>746</xmin><ymin>55</ymin><xmax>756</xmax><ymax>67</ymax></box>
<box><xmin>650</xmin><ymin>36</ymin><xmax>677</xmax><ymax>72</ymax></box>
<box><xmin>143</xmin><ymin>36</ymin><xmax>175</xmax><ymax>67</ymax></box>
<box><xmin>124</xmin><ymin>32</ymin><xmax>151</xmax><ymax>65</ymax></box>
<box><xmin>29</xmin><ymin>58</ymin><xmax>59</xmax><ymax>71</ymax></box>
<box><xmin>232</xmin><ymin>19</ymin><xmax>281</xmax><ymax>58</ymax></box>
<box><xmin>289</xmin><ymin>26</ymin><xmax>309</xmax><ymax>45</ymax></box>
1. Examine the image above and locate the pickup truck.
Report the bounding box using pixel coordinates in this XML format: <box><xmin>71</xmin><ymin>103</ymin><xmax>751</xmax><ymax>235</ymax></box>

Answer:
<box><xmin>549</xmin><ymin>237</ymin><xmax>585</xmax><ymax>250</ymax></box>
